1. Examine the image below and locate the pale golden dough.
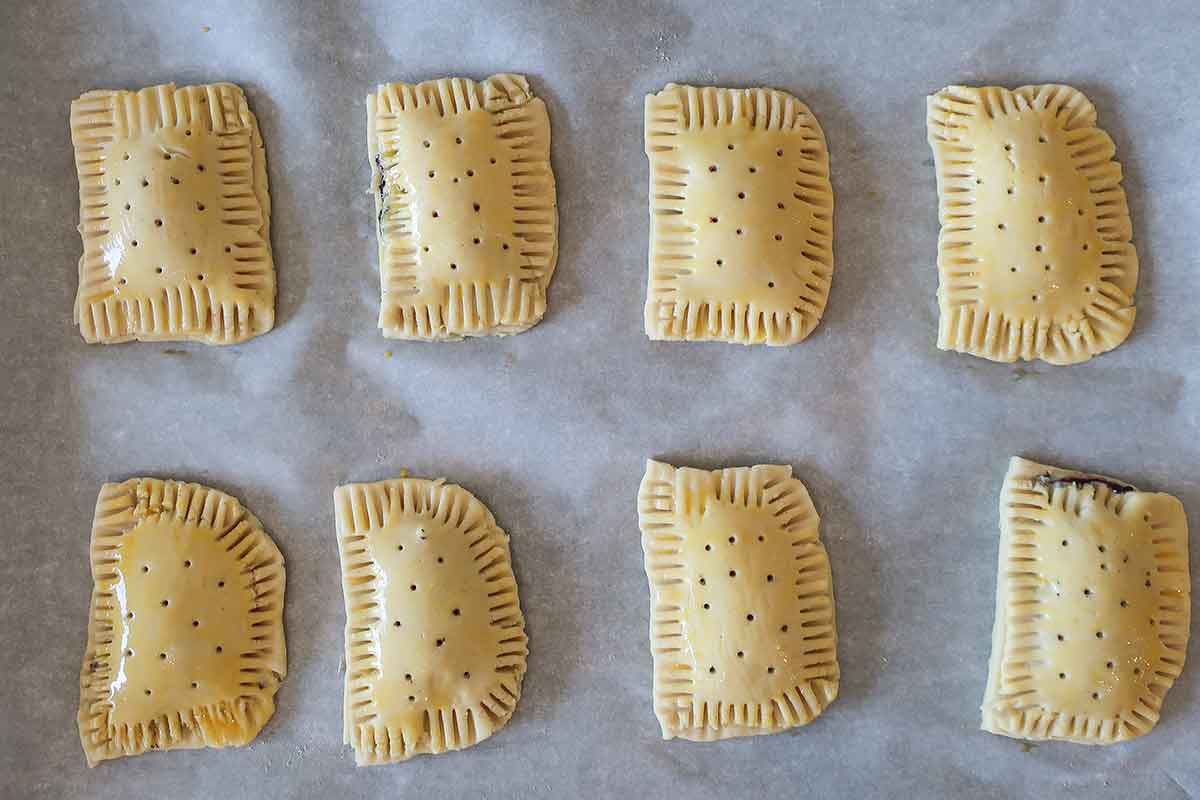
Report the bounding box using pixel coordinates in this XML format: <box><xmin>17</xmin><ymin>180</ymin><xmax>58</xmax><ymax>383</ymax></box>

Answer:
<box><xmin>366</xmin><ymin>74</ymin><xmax>558</xmax><ymax>339</ymax></box>
<box><xmin>982</xmin><ymin>457</ymin><xmax>1190</xmax><ymax>744</ymax></box>
<box><xmin>77</xmin><ymin>479</ymin><xmax>286</xmax><ymax>766</ymax></box>
<box><xmin>637</xmin><ymin>460</ymin><xmax>838</xmax><ymax>740</ymax></box>
<box><xmin>644</xmin><ymin>84</ymin><xmax>834</xmax><ymax>345</ymax></box>
<box><xmin>70</xmin><ymin>82</ymin><xmax>275</xmax><ymax>344</ymax></box>
<box><xmin>927</xmin><ymin>85</ymin><xmax>1138</xmax><ymax>364</ymax></box>
<box><xmin>334</xmin><ymin>477</ymin><xmax>527</xmax><ymax>764</ymax></box>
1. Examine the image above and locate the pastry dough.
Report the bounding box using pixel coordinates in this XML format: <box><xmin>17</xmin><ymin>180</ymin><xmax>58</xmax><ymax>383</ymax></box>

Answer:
<box><xmin>927</xmin><ymin>85</ymin><xmax>1138</xmax><ymax>364</ymax></box>
<box><xmin>644</xmin><ymin>84</ymin><xmax>834</xmax><ymax>345</ymax></box>
<box><xmin>70</xmin><ymin>82</ymin><xmax>275</xmax><ymax>344</ymax></box>
<box><xmin>366</xmin><ymin>74</ymin><xmax>558</xmax><ymax>339</ymax></box>
<box><xmin>77</xmin><ymin>478</ymin><xmax>286</xmax><ymax>766</ymax></box>
<box><xmin>637</xmin><ymin>460</ymin><xmax>838</xmax><ymax>740</ymax></box>
<box><xmin>982</xmin><ymin>457</ymin><xmax>1190</xmax><ymax>744</ymax></box>
<box><xmin>334</xmin><ymin>477</ymin><xmax>527</xmax><ymax>764</ymax></box>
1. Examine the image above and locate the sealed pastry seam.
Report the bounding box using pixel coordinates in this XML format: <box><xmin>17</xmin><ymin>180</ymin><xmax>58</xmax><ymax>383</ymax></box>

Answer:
<box><xmin>644</xmin><ymin>83</ymin><xmax>834</xmax><ymax>345</ymax></box>
<box><xmin>927</xmin><ymin>84</ymin><xmax>1137</xmax><ymax>364</ymax></box>
<box><xmin>77</xmin><ymin>478</ymin><xmax>286</xmax><ymax>766</ymax></box>
<box><xmin>335</xmin><ymin>477</ymin><xmax>527</xmax><ymax>764</ymax></box>
<box><xmin>638</xmin><ymin>460</ymin><xmax>838</xmax><ymax>740</ymax></box>
<box><xmin>70</xmin><ymin>82</ymin><xmax>275</xmax><ymax>344</ymax></box>
<box><xmin>982</xmin><ymin>457</ymin><xmax>1189</xmax><ymax>744</ymax></box>
<box><xmin>366</xmin><ymin>74</ymin><xmax>558</xmax><ymax>340</ymax></box>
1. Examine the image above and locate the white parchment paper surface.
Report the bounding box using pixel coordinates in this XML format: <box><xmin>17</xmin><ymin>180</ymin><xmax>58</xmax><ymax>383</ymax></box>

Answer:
<box><xmin>1</xmin><ymin>1</ymin><xmax>1197</xmax><ymax>797</ymax></box>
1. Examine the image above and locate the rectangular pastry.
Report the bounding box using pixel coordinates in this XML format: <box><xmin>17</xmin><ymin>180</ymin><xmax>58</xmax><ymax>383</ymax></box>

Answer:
<box><xmin>637</xmin><ymin>459</ymin><xmax>838</xmax><ymax>740</ymax></box>
<box><xmin>927</xmin><ymin>85</ymin><xmax>1137</xmax><ymax>364</ymax></box>
<box><xmin>982</xmin><ymin>457</ymin><xmax>1189</xmax><ymax>743</ymax></box>
<box><xmin>70</xmin><ymin>83</ymin><xmax>275</xmax><ymax>344</ymax></box>
<box><xmin>78</xmin><ymin>478</ymin><xmax>286</xmax><ymax>765</ymax></box>
<box><xmin>644</xmin><ymin>84</ymin><xmax>834</xmax><ymax>345</ymax></box>
<box><xmin>335</xmin><ymin>477</ymin><xmax>527</xmax><ymax>763</ymax></box>
<box><xmin>366</xmin><ymin>74</ymin><xmax>558</xmax><ymax>339</ymax></box>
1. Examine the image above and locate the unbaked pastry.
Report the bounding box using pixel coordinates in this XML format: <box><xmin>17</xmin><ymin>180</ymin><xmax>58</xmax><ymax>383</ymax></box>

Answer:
<box><xmin>927</xmin><ymin>85</ymin><xmax>1138</xmax><ymax>364</ymax></box>
<box><xmin>77</xmin><ymin>478</ymin><xmax>286</xmax><ymax>766</ymax></box>
<box><xmin>70</xmin><ymin>82</ymin><xmax>275</xmax><ymax>344</ymax></box>
<box><xmin>982</xmin><ymin>457</ymin><xmax>1190</xmax><ymax>744</ymax></box>
<box><xmin>366</xmin><ymin>74</ymin><xmax>558</xmax><ymax>339</ymax></box>
<box><xmin>643</xmin><ymin>83</ymin><xmax>834</xmax><ymax>345</ymax></box>
<box><xmin>334</xmin><ymin>477</ymin><xmax>527</xmax><ymax>764</ymax></box>
<box><xmin>637</xmin><ymin>459</ymin><xmax>838</xmax><ymax>740</ymax></box>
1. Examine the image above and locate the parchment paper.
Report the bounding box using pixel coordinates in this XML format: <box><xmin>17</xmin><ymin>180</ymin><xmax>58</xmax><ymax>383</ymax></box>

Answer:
<box><xmin>1</xmin><ymin>1</ymin><xmax>1197</xmax><ymax>797</ymax></box>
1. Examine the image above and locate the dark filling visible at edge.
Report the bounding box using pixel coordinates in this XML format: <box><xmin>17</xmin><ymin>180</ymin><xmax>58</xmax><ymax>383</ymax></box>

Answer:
<box><xmin>1034</xmin><ymin>473</ymin><xmax>1138</xmax><ymax>495</ymax></box>
<box><xmin>374</xmin><ymin>154</ymin><xmax>386</xmax><ymax>229</ymax></box>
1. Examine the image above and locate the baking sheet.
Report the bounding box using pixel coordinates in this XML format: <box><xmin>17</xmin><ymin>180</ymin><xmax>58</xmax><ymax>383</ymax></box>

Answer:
<box><xmin>1</xmin><ymin>0</ymin><xmax>1198</xmax><ymax>797</ymax></box>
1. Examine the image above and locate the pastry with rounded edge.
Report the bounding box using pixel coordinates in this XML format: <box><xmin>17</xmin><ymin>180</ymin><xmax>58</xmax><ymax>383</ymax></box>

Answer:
<box><xmin>366</xmin><ymin>74</ymin><xmax>558</xmax><ymax>339</ymax></box>
<box><xmin>77</xmin><ymin>478</ymin><xmax>286</xmax><ymax>766</ymax></box>
<box><xmin>982</xmin><ymin>457</ymin><xmax>1189</xmax><ymax>744</ymax></box>
<box><xmin>927</xmin><ymin>84</ymin><xmax>1138</xmax><ymax>364</ymax></box>
<box><xmin>637</xmin><ymin>459</ymin><xmax>838</xmax><ymax>740</ymax></box>
<box><xmin>644</xmin><ymin>83</ymin><xmax>834</xmax><ymax>345</ymax></box>
<box><xmin>335</xmin><ymin>476</ymin><xmax>527</xmax><ymax>764</ymax></box>
<box><xmin>70</xmin><ymin>82</ymin><xmax>275</xmax><ymax>344</ymax></box>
